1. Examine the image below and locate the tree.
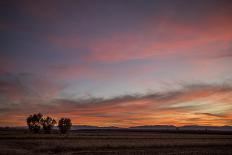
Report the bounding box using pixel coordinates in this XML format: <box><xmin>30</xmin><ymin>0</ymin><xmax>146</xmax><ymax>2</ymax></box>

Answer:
<box><xmin>58</xmin><ymin>118</ymin><xmax>72</xmax><ymax>134</ymax></box>
<box><xmin>26</xmin><ymin>113</ymin><xmax>43</xmax><ymax>133</ymax></box>
<box><xmin>41</xmin><ymin>116</ymin><xmax>56</xmax><ymax>134</ymax></box>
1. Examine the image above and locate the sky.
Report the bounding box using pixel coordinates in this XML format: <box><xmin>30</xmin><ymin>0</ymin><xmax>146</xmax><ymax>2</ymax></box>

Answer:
<box><xmin>0</xmin><ymin>0</ymin><xmax>232</xmax><ymax>127</ymax></box>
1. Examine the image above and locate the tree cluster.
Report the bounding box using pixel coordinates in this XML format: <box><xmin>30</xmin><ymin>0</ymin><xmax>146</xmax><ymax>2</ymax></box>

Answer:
<box><xmin>26</xmin><ymin>113</ymin><xmax>72</xmax><ymax>134</ymax></box>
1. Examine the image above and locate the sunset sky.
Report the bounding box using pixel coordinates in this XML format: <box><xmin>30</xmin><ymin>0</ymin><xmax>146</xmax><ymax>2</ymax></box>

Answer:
<box><xmin>0</xmin><ymin>0</ymin><xmax>232</xmax><ymax>127</ymax></box>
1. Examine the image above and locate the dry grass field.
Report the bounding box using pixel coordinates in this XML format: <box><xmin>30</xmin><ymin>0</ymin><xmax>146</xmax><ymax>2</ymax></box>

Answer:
<box><xmin>0</xmin><ymin>130</ymin><xmax>232</xmax><ymax>155</ymax></box>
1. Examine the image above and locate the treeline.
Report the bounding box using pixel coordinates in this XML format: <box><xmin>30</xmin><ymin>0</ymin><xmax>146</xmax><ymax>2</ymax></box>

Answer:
<box><xmin>26</xmin><ymin>113</ymin><xmax>72</xmax><ymax>134</ymax></box>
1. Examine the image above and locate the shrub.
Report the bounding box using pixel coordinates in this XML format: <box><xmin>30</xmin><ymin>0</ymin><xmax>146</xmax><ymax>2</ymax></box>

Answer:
<box><xmin>58</xmin><ymin>118</ymin><xmax>72</xmax><ymax>134</ymax></box>
<box><xmin>26</xmin><ymin>113</ymin><xmax>43</xmax><ymax>133</ymax></box>
<box><xmin>41</xmin><ymin>116</ymin><xmax>56</xmax><ymax>133</ymax></box>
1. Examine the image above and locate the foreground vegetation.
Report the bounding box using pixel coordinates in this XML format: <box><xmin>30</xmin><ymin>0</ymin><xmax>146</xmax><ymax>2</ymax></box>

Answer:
<box><xmin>26</xmin><ymin>113</ymin><xmax>72</xmax><ymax>134</ymax></box>
<box><xmin>0</xmin><ymin>129</ymin><xmax>232</xmax><ymax>155</ymax></box>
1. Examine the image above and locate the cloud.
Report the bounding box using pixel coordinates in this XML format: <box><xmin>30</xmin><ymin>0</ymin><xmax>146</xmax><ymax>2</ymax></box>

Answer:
<box><xmin>1</xmin><ymin>81</ymin><xmax>232</xmax><ymax>127</ymax></box>
<box><xmin>2</xmin><ymin>0</ymin><xmax>232</xmax><ymax>63</ymax></box>
<box><xmin>16</xmin><ymin>0</ymin><xmax>60</xmax><ymax>22</ymax></box>
<box><xmin>1</xmin><ymin>0</ymin><xmax>232</xmax><ymax>127</ymax></box>
<box><xmin>47</xmin><ymin>59</ymin><xmax>158</xmax><ymax>81</ymax></box>
<box><xmin>195</xmin><ymin>112</ymin><xmax>226</xmax><ymax>118</ymax></box>
<box><xmin>84</xmin><ymin>13</ymin><xmax>232</xmax><ymax>62</ymax></box>
<box><xmin>47</xmin><ymin>35</ymin><xmax>81</xmax><ymax>49</ymax></box>
<box><xmin>0</xmin><ymin>73</ymin><xmax>62</xmax><ymax>102</ymax></box>
<box><xmin>40</xmin><ymin>4</ymin><xmax>232</xmax><ymax>63</ymax></box>
<box><xmin>0</xmin><ymin>57</ymin><xmax>14</xmax><ymax>75</ymax></box>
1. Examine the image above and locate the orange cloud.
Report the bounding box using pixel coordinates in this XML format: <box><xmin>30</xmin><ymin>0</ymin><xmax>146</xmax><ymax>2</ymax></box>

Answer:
<box><xmin>1</xmin><ymin>83</ymin><xmax>232</xmax><ymax>127</ymax></box>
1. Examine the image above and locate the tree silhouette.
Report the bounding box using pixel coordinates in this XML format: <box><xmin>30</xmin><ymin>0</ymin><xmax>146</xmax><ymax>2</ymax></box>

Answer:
<box><xmin>26</xmin><ymin>113</ymin><xmax>43</xmax><ymax>133</ymax></box>
<box><xmin>41</xmin><ymin>116</ymin><xmax>56</xmax><ymax>134</ymax></box>
<box><xmin>58</xmin><ymin>118</ymin><xmax>72</xmax><ymax>134</ymax></box>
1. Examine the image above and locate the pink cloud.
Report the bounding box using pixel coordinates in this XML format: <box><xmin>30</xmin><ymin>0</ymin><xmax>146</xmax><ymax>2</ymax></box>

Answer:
<box><xmin>17</xmin><ymin>0</ymin><xmax>59</xmax><ymax>22</ymax></box>
<box><xmin>83</xmin><ymin>12</ymin><xmax>232</xmax><ymax>62</ymax></box>
<box><xmin>43</xmin><ymin>9</ymin><xmax>232</xmax><ymax>63</ymax></box>
<box><xmin>47</xmin><ymin>35</ymin><xmax>81</xmax><ymax>49</ymax></box>
<box><xmin>0</xmin><ymin>57</ymin><xmax>14</xmax><ymax>75</ymax></box>
<box><xmin>1</xmin><ymin>83</ymin><xmax>232</xmax><ymax>127</ymax></box>
<box><xmin>47</xmin><ymin>61</ymin><xmax>158</xmax><ymax>81</ymax></box>
<box><xmin>0</xmin><ymin>74</ymin><xmax>62</xmax><ymax>102</ymax></box>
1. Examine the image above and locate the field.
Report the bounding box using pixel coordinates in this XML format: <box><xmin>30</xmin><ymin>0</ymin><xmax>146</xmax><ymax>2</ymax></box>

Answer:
<box><xmin>0</xmin><ymin>129</ymin><xmax>232</xmax><ymax>155</ymax></box>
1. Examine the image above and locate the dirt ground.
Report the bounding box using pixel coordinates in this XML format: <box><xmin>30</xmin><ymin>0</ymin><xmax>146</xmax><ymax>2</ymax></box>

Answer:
<box><xmin>0</xmin><ymin>130</ymin><xmax>232</xmax><ymax>155</ymax></box>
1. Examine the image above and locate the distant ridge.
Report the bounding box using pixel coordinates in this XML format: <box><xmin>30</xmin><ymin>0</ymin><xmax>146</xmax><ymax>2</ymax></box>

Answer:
<box><xmin>72</xmin><ymin>125</ymin><xmax>232</xmax><ymax>131</ymax></box>
<box><xmin>179</xmin><ymin>125</ymin><xmax>232</xmax><ymax>131</ymax></box>
<box><xmin>71</xmin><ymin>125</ymin><xmax>119</xmax><ymax>130</ymax></box>
<box><xmin>130</xmin><ymin>125</ymin><xmax>232</xmax><ymax>131</ymax></box>
<box><xmin>130</xmin><ymin>125</ymin><xmax>176</xmax><ymax>130</ymax></box>
<box><xmin>71</xmin><ymin>125</ymin><xmax>232</xmax><ymax>131</ymax></box>
<box><xmin>1</xmin><ymin>125</ymin><xmax>232</xmax><ymax>132</ymax></box>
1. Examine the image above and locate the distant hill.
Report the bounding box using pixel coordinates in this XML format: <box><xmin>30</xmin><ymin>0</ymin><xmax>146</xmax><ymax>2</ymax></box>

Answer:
<box><xmin>179</xmin><ymin>125</ymin><xmax>232</xmax><ymax>131</ymax></box>
<box><xmin>1</xmin><ymin>125</ymin><xmax>232</xmax><ymax>132</ymax></box>
<box><xmin>71</xmin><ymin>125</ymin><xmax>232</xmax><ymax>131</ymax></box>
<box><xmin>71</xmin><ymin>125</ymin><xmax>119</xmax><ymax>130</ymax></box>
<box><xmin>129</xmin><ymin>125</ymin><xmax>232</xmax><ymax>131</ymax></box>
<box><xmin>130</xmin><ymin>125</ymin><xmax>176</xmax><ymax>130</ymax></box>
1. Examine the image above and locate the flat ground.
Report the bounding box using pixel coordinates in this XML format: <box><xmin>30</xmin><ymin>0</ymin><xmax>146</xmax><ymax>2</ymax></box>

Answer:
<box><xmin>0</xmin><ymin>130</ymin><xmax>232</xmax><ymax>155</ymax></box>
